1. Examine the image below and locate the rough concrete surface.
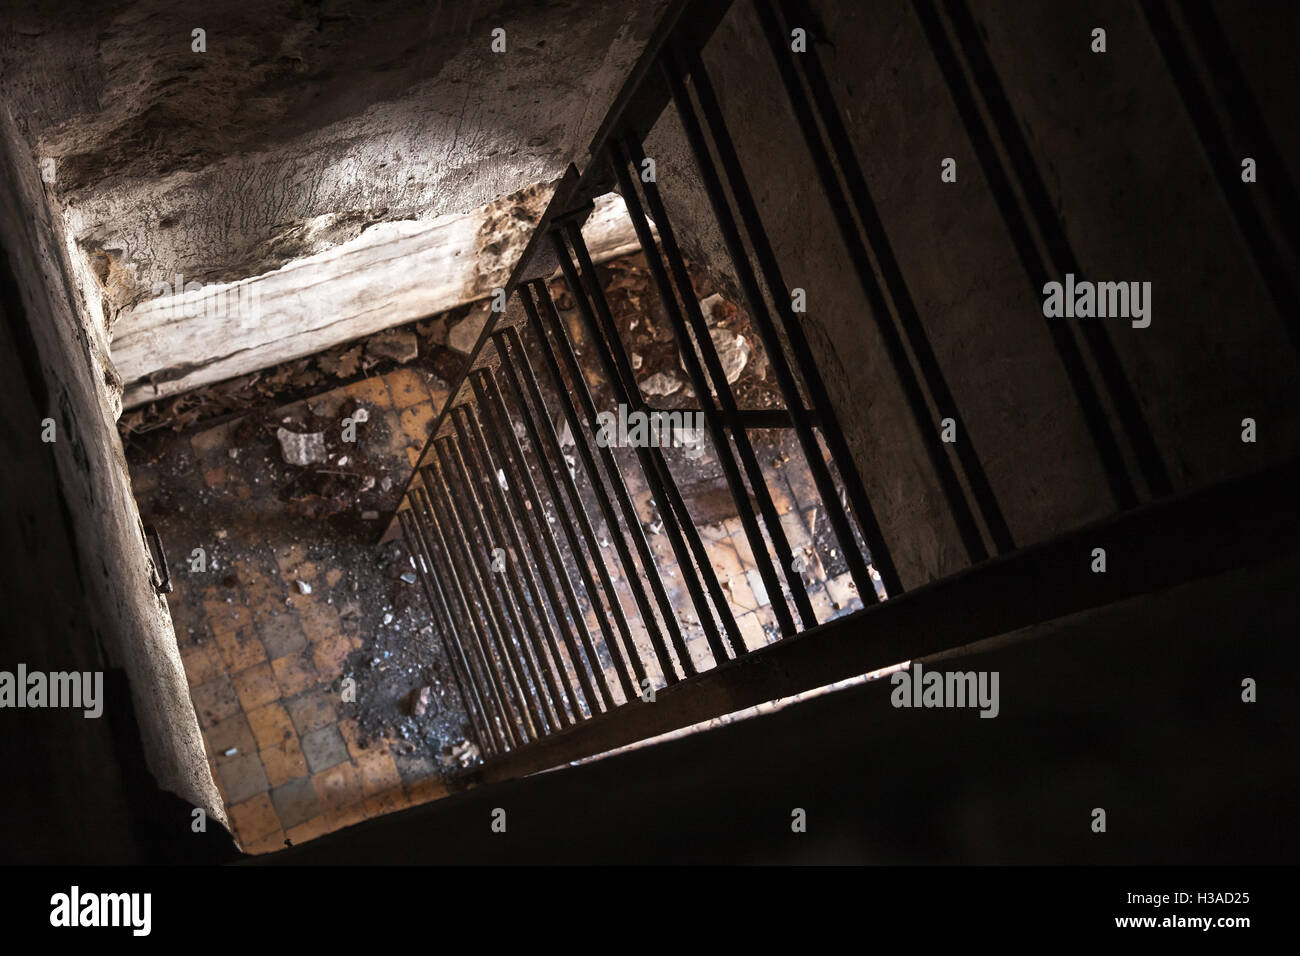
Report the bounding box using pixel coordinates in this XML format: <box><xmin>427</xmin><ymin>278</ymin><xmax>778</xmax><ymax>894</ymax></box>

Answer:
<box><xmin>0</xmin><ymin>103</ymin><xmax>230</xmax><ymax>856</ymax></box>
<box><xmin>639</xmin><ymin>0</ymin><xmax>1299</xmax><ymax>587</ymax></box>
<box><xmin>1</xmin><ymin>0</ymin><xmax>668</xmax><ymax>406</ymax></box>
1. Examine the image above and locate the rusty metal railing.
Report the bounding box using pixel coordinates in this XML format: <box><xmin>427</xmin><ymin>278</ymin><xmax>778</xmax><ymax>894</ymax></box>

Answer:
<box><xmin>385</xmin><ymin>0</ymin><xmax>1017</xmax><ymax>769</ymax></box>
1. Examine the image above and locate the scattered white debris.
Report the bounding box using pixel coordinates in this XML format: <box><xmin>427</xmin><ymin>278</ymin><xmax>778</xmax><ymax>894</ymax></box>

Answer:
<box><xmin>682</xmin><ymin>326</ymin><xmax>749</xmax><ymax>384</ymax></box>
<box><xmin>338</xmin><ymin>456</ymin><xmax>349</xmax><ymax>466</ymax></box>
<box><xmin>296</xmin><ymin>580</ymin><xmax>312</xmax><ymax>594</ymax></box>
<box><xmin>276</xmin><ymin>427</ymin><xmax>328</xmax><ymax>465</ymax></box>
<box><xmin>383</xmin><ymin>612</ymin><xmax>394</xmax><ymax>625</ymax></box>
<box><xmin>223</xmin><ymin>747</ymin><xmax>238</xmax><ymax>757</ymax></box>
<box><xmin>400</xmin><ymin>571</ymin><xmax>417</xmax><ymax>584</ymax></box>
<box><xmin>440</xmin><ymin>740</ymin><xmax>481</xmax><ymax>768</ymax></box>
<box><xmin>639</xmin><ymin>371</ymin><xmax>683</xmax><ymax>397</ymax></box>
<box><xmin>380</xmin><ymin>476</ymin><xmax>393</xmax><ymax>491</ymax></box>
<box><xmin>410</xmin><ymin>686</ymin><xmax>432</xmax><ymax>717</ymax></box>
<box><xmin>352</xmin><ymin>407</ymin><xmax>370</xmax><ymax>424</ymax></box>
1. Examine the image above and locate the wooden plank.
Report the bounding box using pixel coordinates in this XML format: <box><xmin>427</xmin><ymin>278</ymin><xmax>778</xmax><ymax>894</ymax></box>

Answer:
<box><xmin>113</xmin><ymin>189</ymin><xmax>642</xmax><ymax>408</ymax></box>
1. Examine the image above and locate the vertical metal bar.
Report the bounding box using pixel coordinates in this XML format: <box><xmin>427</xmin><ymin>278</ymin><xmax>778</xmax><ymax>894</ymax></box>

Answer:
<box><xmin>400</xmin><ymin>508</ymin><xmax>488</xmax><ymax>744</ymax></box>
<box><xmin>456</xmin><ymin>398</ymin><xmax>580</xmax><ymax>725</ymax></box>
<box><xmin>759</xmin><ymin>0</ymin><xmax>1013</xmax><ymax>556</ymax></box>
<box><xmin>1175</xmin><ymin>0</ymin><xmax>1300</xmax><ymax>275</ymax></box>
<box><xmin>662</xmin><ymin>45</ymin><xmax>898</xmax><ymax>599</ymax></box>
<box><xmin>409</xmin><ymin>484</ymin><xmax>516</xmax><ymax>752</ymax></box>
<box><xmin>909</xmin><ymin>0</ymin><xmax>1141</xmax><ymax>510</ymax></box>
<box><xmin>435</xmin><ymin>437</ymin><xmax>549</xmax><ymax>739</ymax></box>
<box><xmin>613</xmin><ymin>134</ymin><xmax>815</xmax><ymax>635</ymax></box>
<box><xmin>424</xmin><ymin>453</ymin><xmax>536</xmax><ymax>743</ymax></box>
<box><xmin>454</xmin><ymin>405</ymin><xmax>572</xmax><ymax>733</ymax></box>
<box><xmin>943</xmin><ymin>0</ymin><xmax>1171</xmax><ymax>500</ymax></box>
<box><xmin>555</xmin><ymin>222</ymin><xmax>743</xmax><ymax>662</ymax></box>
<box><xmin>473</xmin><ymin>366</ymin><xmax>626</xmax><ymax>709</ymax></box>
<box><xmin>526</xmin><ymin>278</ymin><xmax>698</xmax><ymax>678</ymax></box>
<box><xmin>398</xmin><ymin>508</ymin><xmax>495</xmax><ymax>754</ymax></box>
<box><xmin>493</xmin><ymin>331</ymin><xmax>649</xmax><ymax>698</ymax></box>
<box><xmin>516</xmin><ymin>286</ymin><xmax>684</xmax><ymax>681</ymax></box>
<box><xmin>412</xmin><ymin>484</ymin><xmax>516</xmax><ymax>752</ymax></box>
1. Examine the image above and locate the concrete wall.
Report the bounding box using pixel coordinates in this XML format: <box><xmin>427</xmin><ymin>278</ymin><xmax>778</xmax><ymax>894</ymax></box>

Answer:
<box><xmin>0</xmin><ymin>105</ymin><xmax>234</xmax><ymax>863</ymax></box>
<box><xmin>966</xmin><ymin>0</ymin><xmax>1300</xmax><ymax>490</ymax></box>
<box><xmin>639</xmin><ymin>0</ymin><xmax>1300</xmax><ymax>589</ymax></box>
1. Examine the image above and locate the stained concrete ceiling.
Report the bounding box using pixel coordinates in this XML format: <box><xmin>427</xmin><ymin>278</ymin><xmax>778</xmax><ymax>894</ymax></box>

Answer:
<box><xmin>1</xmin><ymin>0</ymin><xmax>666</xmax><ymax>402</ymax></box>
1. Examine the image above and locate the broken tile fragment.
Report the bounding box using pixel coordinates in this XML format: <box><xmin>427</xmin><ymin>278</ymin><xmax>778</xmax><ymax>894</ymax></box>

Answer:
<box><xmin>276</xmin><ymin>427</ymin><xmax>327</xmax><ymax>466</ymax></box>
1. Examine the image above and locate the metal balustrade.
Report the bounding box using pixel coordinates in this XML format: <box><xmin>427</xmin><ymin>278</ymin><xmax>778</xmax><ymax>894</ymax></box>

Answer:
<box><xmin>380</xmin><ymin>0</ymin><xmax>916</xmax><ymax>768</ymax></box>
<box><xmin>382</xmin><ymin>0</ymin><xmax>1181</xmax><ymax>776</ymax></box>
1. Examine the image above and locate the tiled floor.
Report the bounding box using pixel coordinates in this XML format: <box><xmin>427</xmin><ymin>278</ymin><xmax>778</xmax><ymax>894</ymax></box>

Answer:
<box><xmin>133</xmin><ymin>367</ymin><xmax>463</xmax><ymax>854</ymax></box>
<box><xmin>474</xmin><ymin>419</ymin><xmax>869</xmax><ymax>709</ymax></box>
<box><xmin>611</xmin><ymin>428</ymin><xmax>867</xmax><ymax>686</ymax></box>
<box><xmin>128</xmin><ymin>256</ymin><xmax>874</xmax><ymax>852</ymax></box>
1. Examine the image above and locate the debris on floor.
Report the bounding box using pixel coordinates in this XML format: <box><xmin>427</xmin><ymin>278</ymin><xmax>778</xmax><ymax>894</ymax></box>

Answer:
<box><xmin>127</xmin><ymin>363</ymin><xmax>464</xmax><ymax>853</ymax></box>
<box><xmin>366</xmin><ymin>329</ymin><xmax>419</xmax><ymax>365</ymax></box>
<box><xmin>122</xmin><ymin>248</ymin><xmax>863</xmax><ymax>854</ymax></box>
<box><xmin>277</xmin><ymin>427</ymin><xmax>328</xmax><ymax>466</ymax></box>
<box><xmin>441</xmin><ymin>740</ymin><xmax>481</xmax><ymax>769</ymax></box>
